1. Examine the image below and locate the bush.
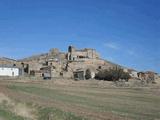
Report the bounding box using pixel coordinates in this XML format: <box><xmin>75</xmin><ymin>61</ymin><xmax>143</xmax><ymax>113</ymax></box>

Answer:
<box><xmin>85</xmin><ymin>69</ymin><xmax>91</xmax><ymax>79</ymax></box>
<box><xmin>95</xmin><ymin>67</ymin><xmax>131</xmax><ymax>81</ymax></box>
<box><xmin>121</xmin><ymin>72</ymin><xmax>131</xmax><ymax>81</ymax></box>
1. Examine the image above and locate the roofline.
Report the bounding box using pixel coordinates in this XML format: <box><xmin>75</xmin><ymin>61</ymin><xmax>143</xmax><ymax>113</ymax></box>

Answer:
<box><xmin>0</xmin><ymin>65</ymin><xmax>20</xmax><ymax>69</ymax></box>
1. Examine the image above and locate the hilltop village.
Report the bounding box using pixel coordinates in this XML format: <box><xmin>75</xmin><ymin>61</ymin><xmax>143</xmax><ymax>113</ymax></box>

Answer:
<box><xmin>0</xmin><ymin>46</ymin><xmax>158</xmax><ymax>80</ymax></box>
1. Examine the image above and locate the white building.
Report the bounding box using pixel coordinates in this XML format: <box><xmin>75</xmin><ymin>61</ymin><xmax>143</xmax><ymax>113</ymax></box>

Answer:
<box><xmin>130</xmin><ymin>71</ymin><xmax>138</xmax><ymax>78</ymax></box>
<box><xmin>0</xmin><ymin>65</ymin><xmax>20</xmax><ymax>77</ymax></box>
<box><xmin>123</xmin><ymin>68</ymin><xmax>138</xmax><ymax>78</ymax></box>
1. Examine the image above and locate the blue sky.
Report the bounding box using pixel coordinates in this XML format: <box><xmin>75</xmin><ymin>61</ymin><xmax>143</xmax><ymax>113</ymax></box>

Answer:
<box><xmin>0</xmin><ymin>0</ymin><xmax>160</xmax><ymax>73</ymax></box>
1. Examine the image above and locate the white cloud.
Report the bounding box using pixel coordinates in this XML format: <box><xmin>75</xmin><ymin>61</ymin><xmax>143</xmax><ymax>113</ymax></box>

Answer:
<box><xmin>104</xmin><ymin>42</ymin><xmax>138</xmax><ymax>57</ymax></box>
<box><xmin>104</xmin><ymin>42</ymin><xmax>119</xmax><ymax>50</ymax></box>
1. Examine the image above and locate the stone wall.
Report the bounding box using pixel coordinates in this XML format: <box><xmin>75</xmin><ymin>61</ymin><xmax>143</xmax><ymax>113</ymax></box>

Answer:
<box><xmin>67</xmin><ymin>46</ymin><xmax>99</xmax><ymax>61</ymax></box>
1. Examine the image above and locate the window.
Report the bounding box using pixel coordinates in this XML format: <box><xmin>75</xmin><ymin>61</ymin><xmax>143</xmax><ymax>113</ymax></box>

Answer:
<box><xmin>98</xmin><ymin>66</ymin><xmax>102</xmax><ymax>69</ymax></box>
<box><xmin>79</xmin><ymin>56</ymin><xmax>85</xmax><ymax>59</ymax></box>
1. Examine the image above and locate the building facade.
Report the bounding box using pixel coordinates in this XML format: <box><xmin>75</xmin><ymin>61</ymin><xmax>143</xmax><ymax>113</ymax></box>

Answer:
<box><xmin>0</xmin><ymin>65</ymin><xmax>20</xmax><ymax>77</ymax></box>
<box><xmin>67</xmin><ymin>46</ymin><xmax>99</xmax><ymax>61</ymax></box>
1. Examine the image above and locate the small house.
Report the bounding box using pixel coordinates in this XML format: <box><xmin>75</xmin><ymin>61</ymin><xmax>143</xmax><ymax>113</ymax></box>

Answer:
<box><xmin>73</xmin><ymin>70</ymin><xmax>85</xmax><ymax>80</ymax></box>
<box><xmin>123</xmin><ymin>68</ymin><xmax>138</xmax><ymax>78</ymax></box>
<box><xmin>40</xmin><ymin>66</ymin><xmax>51</xmax><ymax>79</ymax></box>
<box><xmin>0</xmin><ymin>65</ymin><xmax>20</xmax><ymax>77</ymax></box>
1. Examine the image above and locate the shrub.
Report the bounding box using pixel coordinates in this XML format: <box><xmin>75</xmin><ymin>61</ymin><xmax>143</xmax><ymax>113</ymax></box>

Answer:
<box><xmin>95</xmin><ymin>67</ymin><xmax>131</xmax><ymax>81</ymax></box>
<box><xmin>121</xmin><ymin>72</ymin><xmax>131</xmax><ymax>81</ymax></box>
<box><xmin>85</xmin><ymin>69</ymin><xmax>92</xmax><ymax>79</ymax></box>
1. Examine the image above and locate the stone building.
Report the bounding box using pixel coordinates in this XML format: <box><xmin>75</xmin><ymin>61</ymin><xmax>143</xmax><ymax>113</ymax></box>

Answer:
<box><xmin>67</xmin><ymin>46</ymin><xmax>99</xmax><ymax>61</ymax></box>
<box><xmin>137</xmin><ymin>71</ymin><xmax>156</xmax><ymax>83</ymax></box>
<box><xmin>73</xmin><ymin>69</ymin><xmax>85</xmax><ymax>80</ymax></box>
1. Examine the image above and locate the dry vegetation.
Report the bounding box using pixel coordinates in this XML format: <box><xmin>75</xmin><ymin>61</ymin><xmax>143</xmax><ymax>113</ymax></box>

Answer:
<box><xmin>0</xmin><ymin>78</ymin><xmax>160</xmax><ymax>120</ymax></box>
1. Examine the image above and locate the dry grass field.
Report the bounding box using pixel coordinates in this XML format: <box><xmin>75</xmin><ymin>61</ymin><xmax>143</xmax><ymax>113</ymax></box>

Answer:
<box><xmin>0</xmin><ymin>79</ymin><xmax>160</xmax><ymax>120</ymax></box>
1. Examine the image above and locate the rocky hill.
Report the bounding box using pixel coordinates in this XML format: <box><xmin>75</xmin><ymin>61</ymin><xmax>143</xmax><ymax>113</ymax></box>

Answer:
<box><xmin>0</xmin><ymin>46</ymin><xmax>138</xmax><ymax>79</ymax></box>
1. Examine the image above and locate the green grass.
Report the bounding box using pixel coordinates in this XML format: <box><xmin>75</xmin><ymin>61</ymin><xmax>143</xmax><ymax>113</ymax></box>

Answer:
<box><xmin>0</xmin><ymin>106</ymin><xmax>26</xmax><ymax>120</ymax></box>
<box><xmin>7</xmin><ymin>83</ymin><xmax>160</xmax><ymax>120</ymax></box>
<box><xmin>38</xmin><ymin>107</ymin><xmax>87</xmax><ymax>120</ymax></box>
